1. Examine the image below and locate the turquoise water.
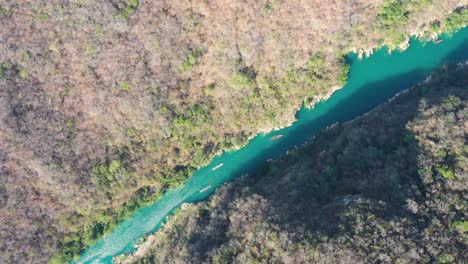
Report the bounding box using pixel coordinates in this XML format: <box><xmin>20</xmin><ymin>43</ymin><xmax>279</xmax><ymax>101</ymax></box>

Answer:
<box><xmin>76</xmin><ymin>27</ymin><xmax>468</xmax><ymax>263</ymax></box>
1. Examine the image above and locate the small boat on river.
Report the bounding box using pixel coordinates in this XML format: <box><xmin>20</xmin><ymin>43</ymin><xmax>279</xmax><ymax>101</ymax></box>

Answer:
<box><xmin>200</xmin><ymin>186</ymin><xmax>211</xmax><ymax>193</ymax></box>
<box><xmin>271</xmin><ymin>134</ymin><xmax>283</xmax><ymax>140</ymax></box>
<box><xmin>211</xmin><ymin>163</ymin><xmax>223</xmax><ymax>171</ymax></box>
<box><xmin>434</xmin><ymin>39</ymin><xmax>443</xmax><ymax>44</ymax></box>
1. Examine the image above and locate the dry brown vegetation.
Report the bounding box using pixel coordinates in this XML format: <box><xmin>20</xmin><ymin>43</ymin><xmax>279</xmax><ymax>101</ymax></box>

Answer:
<box><xmin>0</xmin><ymin>0</ymin><xmax>466</xmax><ymax>262</ymax></box>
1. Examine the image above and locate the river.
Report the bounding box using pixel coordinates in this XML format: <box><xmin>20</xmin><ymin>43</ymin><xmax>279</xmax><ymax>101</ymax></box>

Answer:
<box><xmin>75</xmin><ymin>26</ymin><xmax>468</xmax><ymax>263</ymax></box>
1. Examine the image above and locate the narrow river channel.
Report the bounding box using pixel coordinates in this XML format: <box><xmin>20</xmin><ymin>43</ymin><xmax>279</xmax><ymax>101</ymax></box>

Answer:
<box><xmin>76</xmin><ymin>26</ymin><xmax>468</xmax><ymax>263</ymax></box>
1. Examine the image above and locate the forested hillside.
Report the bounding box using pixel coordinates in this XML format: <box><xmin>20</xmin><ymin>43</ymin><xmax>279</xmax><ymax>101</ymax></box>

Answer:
<box><xmin>0</xmin><ymin>0</ymin><xmax>467</xmax><ymax>262</ymax></box>
<box><xmin>120</xmin><ymin>63</ymin><xmax>468</xmax><ymax>264</ymax></box>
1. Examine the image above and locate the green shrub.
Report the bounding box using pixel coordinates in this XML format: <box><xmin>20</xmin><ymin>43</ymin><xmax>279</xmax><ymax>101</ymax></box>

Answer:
<box><xmin>262</xmin><ymin>3</ymin><xmax>273</xmax><ymax>16</ymax></box>
<box><xmin>304</xmin><ymin>97</ymin><xmax>314</xmax><ymax>107</ymax></box>
<box><xmin>0</xmin><ymin>6</ymin><xmax>12</xmax><ymax>17</ymax></box>
<box><xmin>92</xmin><ymin>157</ymin><xmax>127</xmax><ymax>190</ymax></box>
<box><xmin>337</xmin><ymin>61</ymin><xmax>350</xmax><ymax>86</ymax></box>
<box><xmin>229</xmin><ymin>72</ymin><xmax>255</xmax><ymax>90</ymax></box>
<box><xmin>108</xmin><ymin>160</ymin><xmax>122</xmax><ymax>175</ymax></box>
<box><xmin>120</xmin><ymin>82</ymin><xmax>131</xmax><ymax>91</ymax></box>
<box><xmin>172</xmin><ymin>104</ymin><xmax>209</xmax><ymax>130</ymax></box>
<box><xmin>437</xmin><ymin>165</ymin><xmax>455</xmax><ymax>180</ymax></box>
<box><xmin>445</xmin><ymin>7</ymin><xmax>468</xmax><ymax>32</ymax></box>
<box><xmin>120</xmin><ymin>0</ymin><xmax>139</xmax><ymax>19</ymax></box>
<box><xmin>307</xmin><ymin>53</ymin><xmax>325</xmax><ymax>76</ymax></box>
<box><xmin>19</xmin><ymin>69</ymin><xmax>29</xmax><ymax>79</ymax></box>
<box><xmin>378</xmin><ymin>0</ymin><xmax>409</xmax><ymax>29</ymax></box>
<box><xmin>434</xmin><ymin>150</ymin><xmax>447</xmax><ymax>159</ymax></box>
<box><xmin>94</xmin><ymin>24</ymin><xmax>103</xmax><ymax>39</ymax></box>
<box><xmin>85</xmin><ymin>46</ymin><xmax>96</xmax><ymax>56</ymax></box>
<box><xmin>161</xmin><ymin>168</ymin><xmax>193</xmax><ymax>189</ymax></box>
<box><xmin>35</xmin><ymin>12</ymin><xmax>49</xmax><ymax>22</ymax></box>
<box><xmin>429</xmin><ymin>20</ymin><xmax>441</xmax><ymax>32</ymax></box>
<box><xmin>283</xmin><ymin>68</ymin><xmax>301</xmax><ymax>84</ymax></box>
<box><xmin>377</xmin><ymin>0</ymin><xmax>433</xmax><ymax>43</ymax></box>
<box><xmin>452</xmin><ymin>220</ymin><xmax>468</xmax><ymax>232</ymax></box>
<box><xmin>221</xmin><ymin>133</ymin><xmax>248</xmax><ymax>149</ymax></box>
<box><xmin>203</xmin><ymin>85</ymin><xmax>216</xmax><ymax>96</ymax></box>
<box><xmin>437</xmin><ymin>254</ymin><xmax>455</xmax><ymax>264</ymax></box>
<box><xmin>180</xmin><ymin>48</ymin><xmax>202</xmax><ymax>72</ymax></box>
<box><xmin>0</xmin><ymin>62</ymin><xmax>12</xmax><ymax>79</ymax></box>
<box><xmin>48</xmin><ymin>233</ymin><xmax>82</xmax><ymax>263</ymax></box>
<box><xmin>442</xmin><ymin>95</ymin><xmax>462</xmax><ymax>110</ymax></box>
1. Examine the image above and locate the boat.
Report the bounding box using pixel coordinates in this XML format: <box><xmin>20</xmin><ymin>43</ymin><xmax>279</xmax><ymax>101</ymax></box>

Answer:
<box><xmin>211</xmin><ymin>163</ymin><xmax>223</xmax><ymax>171</ymax></box>
<box><xmin>199</xmin><ymin>186</ymin><xmax>211</xmax><ymax>193</ymax></box>
<box><xmin>434</xmin><ymin>39</ymin><xmax>443</xmax><ymax>44</ymax></box>
<box><xmin>271</xmin><ymin>134</ymin><xmax>283</xmax><ymax>140</ymax></box>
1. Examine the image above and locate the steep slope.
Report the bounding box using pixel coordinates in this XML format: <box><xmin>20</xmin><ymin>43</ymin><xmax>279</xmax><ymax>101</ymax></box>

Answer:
<box><xmin>121</xmin><ymin>64</ymin><xmax>468</xmax><ymax>264</ymax></box>
<box><xmin>0</xmin><ymin>1</ymin><xmax>466</xmax><ymax>262</ymax></box>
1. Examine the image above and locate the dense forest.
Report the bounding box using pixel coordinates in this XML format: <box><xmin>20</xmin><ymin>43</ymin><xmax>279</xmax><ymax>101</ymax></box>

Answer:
<box><xmin>0</xmin><ymin>0</ymin><xmax>467</xmax><ymax>262</ymax></box>
<box><xmin>120</xmin><ymin>63</ymin><xmax>468</xmax><ymax>264</ymax></box>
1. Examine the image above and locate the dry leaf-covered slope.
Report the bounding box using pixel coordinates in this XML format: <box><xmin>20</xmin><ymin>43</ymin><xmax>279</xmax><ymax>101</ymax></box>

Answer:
<box><xmin>0</xmin><ymin>0</ymin><xmax>466</xmax><ymax>262</ymax></box>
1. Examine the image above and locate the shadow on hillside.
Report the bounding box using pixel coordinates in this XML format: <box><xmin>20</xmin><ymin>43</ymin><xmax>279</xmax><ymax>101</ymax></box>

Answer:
<box><xmin>254</xmin><ymin>69</ymin><xmax>428</xmax><ymax>232</ymax></box>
